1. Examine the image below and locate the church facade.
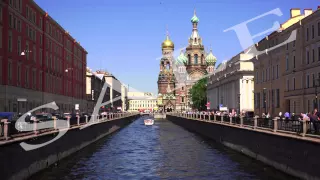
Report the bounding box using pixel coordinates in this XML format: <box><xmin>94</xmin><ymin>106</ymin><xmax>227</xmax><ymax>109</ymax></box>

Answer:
<box><xmin>157</xmin><ymin>10</ymin><xmax>217</xmax><ymax>112</ymax></box>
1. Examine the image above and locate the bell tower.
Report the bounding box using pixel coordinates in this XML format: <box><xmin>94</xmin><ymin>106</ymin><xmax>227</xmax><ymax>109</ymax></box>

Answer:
<box><xmin>157</xmin><ymin>28</ymin><xmax>175</xmax><ymax>95</ymax></box>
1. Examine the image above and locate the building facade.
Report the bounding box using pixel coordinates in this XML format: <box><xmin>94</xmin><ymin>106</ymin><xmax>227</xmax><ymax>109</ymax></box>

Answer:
<box><xmin>157</xmin><ymin>10</ymin><xmax>216</xmax><ymax>112</ymax></box>
<box><xmin>0</xmin><ymin>0</ymin><xmax>88</xmax><ymax>114</ymax></box>
<box><xmin>128</xmin><ymin>98</ymin><xmax>157</xmax><ymax>112</ymax></box>
<box><xmin>85</xmin><ymin>68</ymin><xmax>110</xmax><ymax>113</ymax></box>
<box><xmin>254</xmin><ymin>7</ymin><xmax>320</xmax><ymax>116</ymax></box>
<box><xmin>207</xmin><ymin>53</ymin><xmax>254</xmax><ymax>113</ymax></box>
<box><xmin>96</xmin><ymin>70</ymin><xmax>123</xmax><ymax>112</ymax></box>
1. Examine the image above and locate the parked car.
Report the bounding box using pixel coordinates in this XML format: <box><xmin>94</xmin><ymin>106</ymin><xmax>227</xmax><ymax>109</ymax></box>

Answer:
<box><xmin>244</xmin><ymin>111</ymin><xmax>255</xmax><ymax>118</ymax></box>
<box><xmin>34</xmin><ymin>113</ymin><xmax>53</xmax><ymax>122</ymax></box>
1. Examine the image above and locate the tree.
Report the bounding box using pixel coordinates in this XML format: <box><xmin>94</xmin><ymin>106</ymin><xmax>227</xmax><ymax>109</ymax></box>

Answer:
<box><xmin>189</xmin><ymin>77</ymin><xmax>207</xmax><ymax>111</ymax></box>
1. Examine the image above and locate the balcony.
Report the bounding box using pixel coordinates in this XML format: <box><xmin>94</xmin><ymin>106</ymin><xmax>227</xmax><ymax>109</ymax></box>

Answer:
<box><xmin>284</xmin><ymin>87</ymin><xmax>319</xmax><ymax>97</ymax></box>
<box><xmin>284</xmin><ymin>89</ymin><xmax>304</xmax><ymax>97</ymax></box>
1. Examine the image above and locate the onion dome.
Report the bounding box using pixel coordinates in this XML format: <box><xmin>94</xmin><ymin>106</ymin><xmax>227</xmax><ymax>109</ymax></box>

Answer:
<box><xmin>176</xmin><ymin>50</ymin><xmax>187</xmax><ymax>65</ymax></box>
<box><xmin>191</xmin><ymin>9</ymin><xmax>199</xmax><ymax>23</ymax></box>
<box><xmin>162</xmin><ymin>30</ymin><xmax>174</xmax><ymax>49</ymax></box>
<box><xmin>206</xmin><ymin>48</ymin><xmax>217</xmax><ymax>65</ymax></box>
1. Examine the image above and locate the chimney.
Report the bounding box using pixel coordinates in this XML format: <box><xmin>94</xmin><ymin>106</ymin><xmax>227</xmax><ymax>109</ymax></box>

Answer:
<box><xmin>304</xmin><ymin>9</ymin><xmax>313</xmax><ymax>16</ymax></box>
<box><xmin>290</xmin><ymin>8</ymin><xmax>301</xmax><ymax>18</ymax></box>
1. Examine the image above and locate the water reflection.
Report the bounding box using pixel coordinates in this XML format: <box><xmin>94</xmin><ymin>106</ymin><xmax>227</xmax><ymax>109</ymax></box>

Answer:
<box><xmin>31</xmin><ymin>117</ymin><xmax>295</xmax><ymax>180</ymax></box>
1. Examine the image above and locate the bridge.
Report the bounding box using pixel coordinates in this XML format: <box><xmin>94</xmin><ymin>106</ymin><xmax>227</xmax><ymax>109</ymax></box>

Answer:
<box><xmin>140</xmin><ymin>112</ymin><xmax>166</xmax><ymax>119</ymax></box>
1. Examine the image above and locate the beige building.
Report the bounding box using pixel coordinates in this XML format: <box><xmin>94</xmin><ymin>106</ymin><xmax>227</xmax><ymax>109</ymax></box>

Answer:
<box><xmin>128</xmin><ymin>92</ymin><xmax>157</xmax><ymax>112</ymax></box>
<box><xmin>207</xmin><ymin>52</ymin><xmax>254</xmax><ymax>113</ymax></box>
<box><xmin>254</xmin><ymin>7</ymin><xmax>320</xmax><ymax>116</ymax></box>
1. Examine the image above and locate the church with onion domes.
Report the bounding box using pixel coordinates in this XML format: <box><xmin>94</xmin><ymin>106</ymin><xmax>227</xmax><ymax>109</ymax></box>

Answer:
<box><xmin>157</xmin><ymin>10</ymin><xmax>217</xmax><ymax>112</ymax></box>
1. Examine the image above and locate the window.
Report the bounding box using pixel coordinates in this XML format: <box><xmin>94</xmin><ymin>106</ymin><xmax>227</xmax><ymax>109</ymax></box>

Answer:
<box><xmin>13</xmin><ymin>17</ymin><xmax>16</xmax><ymax>29</ymax></box>
<box><xmin>286</xmin><ymin>79</ymin><xmax>289</xmax><ymax>91</ymax></box>
<box><xmin>33</xmin><ymin>45</ymin><xmax>36</xmax><ymax>62</ymax></box>
<box><xmin>26</xmin><ymin>6</ymin><xmax>29</xmax><ymax>19</ymax></box>
<box><xmin>276</xmin><ymin>65</ymin><xmax>279</xmax><ymax>79</ymax></box>
<box><xmin>318</xmin><ymin>22</ymin><xmax>320</xmax><ymax>36</ymax></box>
<box><xmin>0</xmin><ymin>27</ymin><xmax>2</xmax><ymax>48</ymax></box>
<box><xmin>8</xmin><ymin>31</ymin><xmax>12</xmax><ymax>52</ymax></box>
<box><xmin>32</xmin><ymin>70</ymin><xmax>36</xmax><ymax>89</ymax></box>
<box><xmin>293</xmin><ymin>55</ymin><xmax>296</xmax><ymax>68</ymax></box>
<box><xmin>17</xmin><ymin>65</ymin><xmax>21</xmax><ymax>85</ymax></box>
<box><xmin>319</xmin><ymin>46</ymin><xmax>320</xmax><ymax>61</ymax></box>
<box><xmin>181</xmin><ymin>97</ymin><xmax>184</xmax><ymax>103</ymax></box>
<box><xmin>0</xmin><ymin>6</ymin><xmax>2</xmax><ymax>22</ymax></box>
<box><xmin>25</xmin><ymin>68</ymin><xmax>29</xmax><ymax>87</ymax></box>
<box><xmin>17</xmin><ymin>20</ymin><xmax>21</xmax><ymax>32</ymax></box>
<box><xmin>17</xmin><ymin>37</ymin><xmax>21</xmax><ymax>55</ymax></box>
<box><xmin>276</xmin><ymin>89</ymin><xmax>280</xmax><ymax>108</ymax></box>
<box><xmin>293</xmin><ymin>77</ymin><xmax>295</xmax><ymax>90</ymax></box>
<box><xmin>8</xmin><ymin>62</ymin><xmax>12</xmax><ymax>81</ymax></box>
<box><xmin>257</xmin><ymin>93</ymin><xmax>261</xmax><ymax>108</ymax></box>
<box><xmin>313</xmin><ymin>49</ymin><xmax>315</xmax><ymax>62</ymax></box>
<box><xmin>306</xmin><ymin>27</ymin><xmax>309</xmax><ymax>41</ymax></box>
<box><xmin>313</xmin><ymin>74</ymin><xmax>315</xmax><ymax>87</ymax></box>
<box><xmin>46</xmin><ymin>52</ymin><xmax>48</xmax><ymax>66</ymax></box>
<box><xmin>312</xmin><ymin>25</ymin><xmax>315</xmax><ymax>39</ymax></box>
<box><xmin>39</xmin><ymin>49</ymin><xmax>43</xmax><ymax>65</ymax></box>
<box><xmin>306</xmin><ymin>50</ymin><xmax>310</xmax><ymax>64</ymax></box>
<box><xmin>194</xmin><ymin>54</ymin><xmax>198</xmax><ymax>64</ymax></box>
<box><xmin>25</xmin><ymin>41</ymin><xmax>29</xmax><ymax>60</ymax></box>
<box><xmin>306</xmin><ymin>74</ymin><xmax>310</xmax><ymax>88</ymax></box>
<box><xmin>39</xmin><ymin>17</ymin><xmax>43</xmax><ymax>28</ymax></box>
<box><xmin>18</xmin><ymin>0</ymin><xmax>22</xmax><ymax>11</ymax></box>
<box><xmin>40</xmin><ymin>35</ymin><xmax>43</xmax><ymax>45</ymax></box>
<box><xmin>182</xmin><ymin>86</ymin><xmax>184</xmax><ymax>91</ymax></box>
<box><xmin>49</xmin><ymin>55</ymin><xmax>52</xmax><ymax>69</ymax></box>
<box><xmin>286</xmin><ymin>55</ymin><xmax>289</xmax><ymax>71</ymax></box>
<box><xmin>9</xmin><ymin>13</ymin><xmax>13</xmax><ymax>27</ymax></box>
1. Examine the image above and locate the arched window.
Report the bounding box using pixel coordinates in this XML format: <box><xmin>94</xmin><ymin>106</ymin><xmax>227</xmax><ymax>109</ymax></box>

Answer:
<box><xmin>166</xmin><ymin>62</ymin><xmax>170</xmax><ymax>70</ymax></box>
<box><xmin>188</xmin><ymin>54</ymin><xmax>191</xmax><ymax>65</ymax></box>
<box><xmin>195</xmin><ymin>38</ymin><xmax>197</xmax><ymax>43</ymax></box>
<box><xmin>201</xmin><ymin>54</ymin><xmax>204</xmax><ymax>64</ymax></box>
<box><xmin>194</xmin><ymin>54</ymin><xmax>198</xmax><ymax>64</ymax></box>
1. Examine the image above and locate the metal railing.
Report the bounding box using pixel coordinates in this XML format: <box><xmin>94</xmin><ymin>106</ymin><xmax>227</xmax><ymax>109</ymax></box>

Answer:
<box><xmin>169</xmin><ymin>113</ymin><xmax>318</xmax><ymax>138</ymax></box>
<box><xmin>0</xmin><ymin>112</ymin><xmax>139</xmax><ymax>141</ymax></box>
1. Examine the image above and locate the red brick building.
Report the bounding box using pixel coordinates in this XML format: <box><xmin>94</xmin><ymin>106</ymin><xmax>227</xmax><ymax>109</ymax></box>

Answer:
<box><xmin>0</xmin><ymin>0</ymin><xmax>88</xmax><ymax>114</ymax></box>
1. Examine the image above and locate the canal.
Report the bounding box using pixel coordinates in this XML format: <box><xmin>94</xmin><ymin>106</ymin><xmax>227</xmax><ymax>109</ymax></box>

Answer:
<box><xmin>31</xmin><ymin>117</ymin><xmax>295</xmax><ymax>180</ymax></box>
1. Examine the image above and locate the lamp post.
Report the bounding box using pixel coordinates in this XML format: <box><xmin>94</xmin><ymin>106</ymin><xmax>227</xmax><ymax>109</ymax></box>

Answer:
<box><xmin>263</xmin><ymin>88</ymin><xmax>267</xmax><ymax>114</ymax></box>
<box><xmin>65</xmin><ymin>68</ymin><xmax>74</xmax><ymax>113</ymax></box>
<box><xmin>314</xmin><ymin>74</ymin><xmax>320</xmax><ymax>109</ymax></box>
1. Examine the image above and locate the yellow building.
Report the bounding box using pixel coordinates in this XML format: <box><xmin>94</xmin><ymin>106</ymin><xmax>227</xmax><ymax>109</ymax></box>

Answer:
<box><xmin>128</xmin><ymin>92</ymin><xmax>157</xmax><ymax>112</ymax></box>
<box><xmin>128</xmin><ymin>97</ymin><xmax>158</xmax><ymax>112</ymax></box>
<box><xmin>254</xmin><ymin>8</ymin><xmax>320</xmax><ymax>116</ymax></box>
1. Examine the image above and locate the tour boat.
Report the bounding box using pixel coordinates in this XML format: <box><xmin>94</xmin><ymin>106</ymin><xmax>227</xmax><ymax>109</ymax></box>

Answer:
<box><xmin>144</xmin><ymin>119</ymin><xmax>154</xmax><ymax>126</ymax></box>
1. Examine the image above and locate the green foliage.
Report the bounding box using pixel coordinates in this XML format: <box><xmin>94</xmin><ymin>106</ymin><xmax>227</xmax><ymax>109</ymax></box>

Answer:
<box><xmin>189</xmin><ymin>78</ymin><xmax>207</xmax><ymax>111</ymax></box>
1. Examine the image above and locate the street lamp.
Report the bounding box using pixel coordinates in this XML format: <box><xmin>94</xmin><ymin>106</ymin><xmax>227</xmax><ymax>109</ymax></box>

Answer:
<box><xmin>20</xmin><ymin>50</ymin><xmax>32</xmax><ymax>56</ymax></box>
<box><xmin>65</xmin><ymin>68</ymin><xmax>73</xmax><ymax>72</ymax></box>
<box><xmin>263</xmin><ymin>88</ymin><xmax>267</xmax><ymax>114</ymax></box>
<box><xmin>314</xmin><ymin>73</ymin><xmax>320</xmax><ymax>109</ymax></box>
<box><xmin>65</xmin><ymin>68</ymin><xmax>74</xmax><ymax>113</ymax></box>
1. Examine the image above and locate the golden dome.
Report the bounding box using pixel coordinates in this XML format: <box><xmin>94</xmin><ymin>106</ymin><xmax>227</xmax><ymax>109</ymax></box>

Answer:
<box><xmin>162</xmin><ymin>35</ymin><xmax>174</xmax><ymax>49</ymax></box>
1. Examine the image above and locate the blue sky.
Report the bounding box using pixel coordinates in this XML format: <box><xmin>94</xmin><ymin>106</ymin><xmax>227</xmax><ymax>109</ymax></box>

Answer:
<box><xmin>35</xmin><ymin>0</ymin><xmax>319</xmax><ymax>95</ymax></box>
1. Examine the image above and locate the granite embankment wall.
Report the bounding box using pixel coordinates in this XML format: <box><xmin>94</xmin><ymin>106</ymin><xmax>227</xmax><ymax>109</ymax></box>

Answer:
<box><xmin>167</xmin><ymin>115</ymin><xmax>320</xmax><ymax>180</ymax></box>
<box><xmin>0</xmin><ymin>115</ymin><xmax>139</xmax><ymax>180</ymax></box>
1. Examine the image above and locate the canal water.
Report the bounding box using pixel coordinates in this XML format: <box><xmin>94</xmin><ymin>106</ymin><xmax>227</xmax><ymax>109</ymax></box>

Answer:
<box><xmin>32</xmin><ymin>117</ymin><xmax>295</xmax><ymax>180</ymax></box>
